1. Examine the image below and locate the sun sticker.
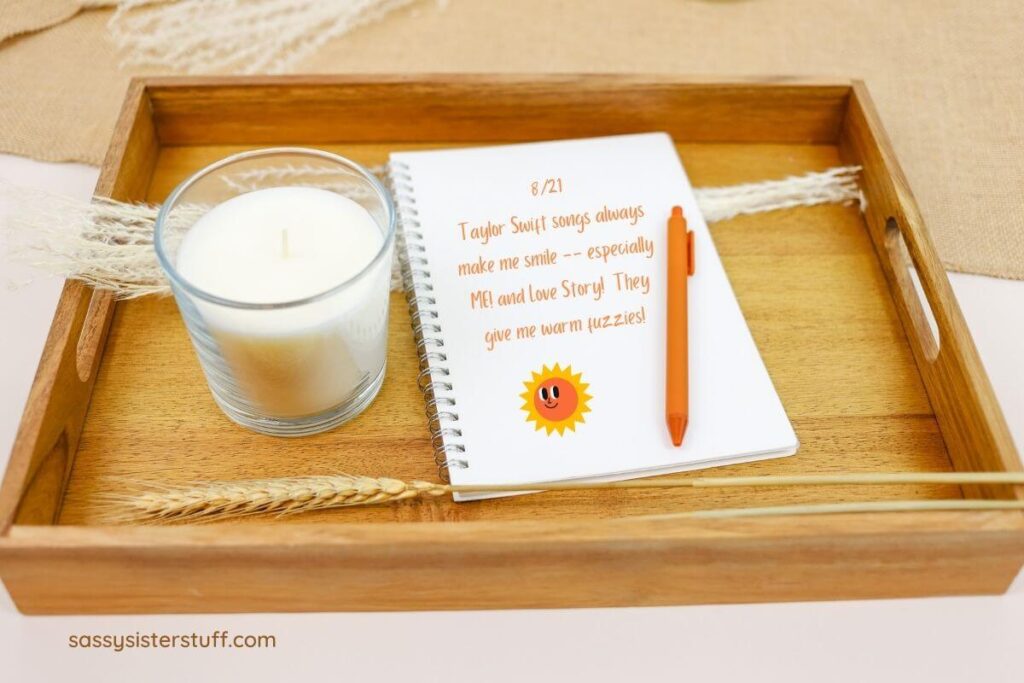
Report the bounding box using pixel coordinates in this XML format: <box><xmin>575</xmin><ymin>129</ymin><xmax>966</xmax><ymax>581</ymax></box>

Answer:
<box><xmin>520</xmin><ymin>364</ymin><xmax>592</xmax><ymax>436</ymax></box>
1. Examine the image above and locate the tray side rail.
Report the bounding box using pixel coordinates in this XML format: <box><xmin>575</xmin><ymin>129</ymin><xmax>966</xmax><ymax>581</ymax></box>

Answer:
<box><xmin>839</xmin><ymin>82</ymin><xmax>1022</xmax><ymax>501</ymax></box>
<box><xmin>143</xmin><ymin>74</ymin><xmax>852</xmax><ymax>146</ymax></box>
<box><xmin>1</xmin><ymin>513</ymin><xmax>1023</xmax><ymax>613</ymax></box>
<box><xmin>0</xmin><ymin>80</ymin><xmax>159</xmax><ymax>531</ymax></box>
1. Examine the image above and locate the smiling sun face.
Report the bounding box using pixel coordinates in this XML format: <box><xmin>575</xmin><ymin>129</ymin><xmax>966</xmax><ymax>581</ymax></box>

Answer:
<box><xmin>520</xmin><ymin>364</ymin><xmax>592</xmax><ymax>436</ymax></box>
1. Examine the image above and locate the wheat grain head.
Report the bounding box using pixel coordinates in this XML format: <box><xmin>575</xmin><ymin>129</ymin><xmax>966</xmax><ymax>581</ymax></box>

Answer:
<box><xmin>111</xmin><ymin>474</ymin><xmax>449</xmax><ymax>523</ymax></box>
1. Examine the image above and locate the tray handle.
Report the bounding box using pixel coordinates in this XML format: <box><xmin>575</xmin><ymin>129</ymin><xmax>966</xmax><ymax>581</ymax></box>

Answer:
<box><xmin>840</xmin><ymin>82</ymin><xmax>1021</xmax><ymax>501</ymax></box>
<box><xmin>884</xmin><ymin>217</ymin><xmax>940</xmax><ymax>362</ymax></box>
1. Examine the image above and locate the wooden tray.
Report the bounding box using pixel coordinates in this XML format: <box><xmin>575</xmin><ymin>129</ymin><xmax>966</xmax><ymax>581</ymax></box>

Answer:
<box><xmin>1</xmin><ymin>75</ymin><xmax>1022</xmax><ymax>614</ymax></box>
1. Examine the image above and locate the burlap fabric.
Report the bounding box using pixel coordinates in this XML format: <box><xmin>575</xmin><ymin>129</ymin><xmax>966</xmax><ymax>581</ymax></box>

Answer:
<box><xmin>1</xmin><ymin>0</ymin><xmax>1022</xmax><ymax>279</ymax></box>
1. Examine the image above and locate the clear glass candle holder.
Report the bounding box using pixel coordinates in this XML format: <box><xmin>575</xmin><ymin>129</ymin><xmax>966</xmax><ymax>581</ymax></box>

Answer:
<box><xmin>155</xmin><ymin>148</ymin><xmax>395</xmax><ymax>436</ymax></box>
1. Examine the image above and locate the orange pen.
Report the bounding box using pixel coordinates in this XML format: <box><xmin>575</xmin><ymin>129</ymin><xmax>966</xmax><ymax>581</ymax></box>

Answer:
<box><xmin>666</xmin><ymin>205</ymin><xmax>695</xmax><ymax>446</ymax></box>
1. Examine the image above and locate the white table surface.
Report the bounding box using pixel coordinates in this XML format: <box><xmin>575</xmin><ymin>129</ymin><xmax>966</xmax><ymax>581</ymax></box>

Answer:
<box><xmin>1</xmin><ymin>153</ymin><xmax>1021</xmax><ymax>682</ymax></box>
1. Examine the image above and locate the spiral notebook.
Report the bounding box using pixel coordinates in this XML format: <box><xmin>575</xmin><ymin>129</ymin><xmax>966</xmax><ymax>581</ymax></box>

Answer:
<box><xmin>392</xmin><ymin>133</ymin><xmax>798</xmax><ymax>501</ymax></box>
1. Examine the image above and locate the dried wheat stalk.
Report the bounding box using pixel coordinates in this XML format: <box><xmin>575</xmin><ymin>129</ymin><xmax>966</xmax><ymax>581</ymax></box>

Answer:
<box><xmin>107</xmin><ymin>474</ymin><xmax>449</xmax><ymax>522</ymax></box>
<box><xmin>107</xmin><ymin>471</ymin><xmax>1024</xmax><ymax>523</ymax></box>
<box><xmin>2</xmin><ymin>166</ymin><xmax>863</xmax><ymax>299</ymax></box>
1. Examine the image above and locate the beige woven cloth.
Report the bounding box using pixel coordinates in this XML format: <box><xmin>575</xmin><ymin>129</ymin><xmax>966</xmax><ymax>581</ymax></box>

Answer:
<box><xmin>2</xmin><ymin>0</ymin><xmax>1022</xmax><ymax>279</ymax></box>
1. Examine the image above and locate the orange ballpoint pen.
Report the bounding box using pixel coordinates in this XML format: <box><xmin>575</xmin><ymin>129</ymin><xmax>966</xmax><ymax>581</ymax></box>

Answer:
<box><xmin>666</xmin><ymin>205</ymin><xmax>695</xmax><ymax>446</ymax></box>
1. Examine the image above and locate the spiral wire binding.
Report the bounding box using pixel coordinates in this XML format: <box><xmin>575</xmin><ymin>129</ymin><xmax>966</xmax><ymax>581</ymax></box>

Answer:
<box><xmin>389</xmin><ymin>161</ymin><xmax>468</xmax><ymax>482</ymax></box>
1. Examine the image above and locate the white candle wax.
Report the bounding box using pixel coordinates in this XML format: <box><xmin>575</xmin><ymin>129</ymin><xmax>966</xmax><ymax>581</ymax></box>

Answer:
<box><xmin>176</xmin><ymin>186</ymin><xmax>389</xmax><ymax>418</ymax></box>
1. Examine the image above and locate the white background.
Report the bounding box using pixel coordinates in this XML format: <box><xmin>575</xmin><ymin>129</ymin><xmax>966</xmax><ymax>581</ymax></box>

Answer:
<box><xmin>1</xmin><ymin>153</ymin><xmax>1022</xmax><ymax>682</ymax></box>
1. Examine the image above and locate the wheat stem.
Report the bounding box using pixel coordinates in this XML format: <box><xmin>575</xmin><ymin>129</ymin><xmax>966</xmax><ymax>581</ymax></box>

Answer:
<box><xmin>451</xmin><ymin>471</ymin><xmax>1024</xmax><ymax>493</ymax></box>
<box><xmin>105</xmin><ymin>471</ymin><xmax>1024</xmax><ymax>523</ymax></box>
<box><xmin>638</xmin><ymin>499</ymin><xmax>1024</xmax><ymax>521</ymax></box>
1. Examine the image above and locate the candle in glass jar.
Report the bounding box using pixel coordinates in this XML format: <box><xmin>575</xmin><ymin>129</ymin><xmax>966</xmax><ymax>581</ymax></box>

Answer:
<box><xmin>176</xmin><ymin>185</ymin><xmax>388</xmax><ymax>418</ymax></box>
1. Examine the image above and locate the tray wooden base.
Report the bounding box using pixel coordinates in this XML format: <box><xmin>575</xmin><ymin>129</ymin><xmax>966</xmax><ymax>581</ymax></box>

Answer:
<box><xmin>62</xmin><ymin>142</ymin><xmax>958</xmax><ymax>525</ymax></box>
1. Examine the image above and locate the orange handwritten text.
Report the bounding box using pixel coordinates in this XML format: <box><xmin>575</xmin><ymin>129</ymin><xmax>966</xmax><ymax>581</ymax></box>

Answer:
<box><xmin>586</xmin><ymin>305</ymin><xmax>647</xmax><ymax>334</ymax></box>
<box><xmin>530</xmin><ymin>178</ymin><xmax>564</xmax><ymax>196</ymax></box>
<box><xmin>457</xmin><ymin>255</ymin><xmax>495</xmax><ymax>277</ymax></box>
<box><xmin>459</xmin><ymin>220</ymin><xmax>505</xmax><ymax>245</ymax></box>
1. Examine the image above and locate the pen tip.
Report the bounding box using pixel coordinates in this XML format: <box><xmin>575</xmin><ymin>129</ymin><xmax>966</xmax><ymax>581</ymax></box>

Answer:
<box><xmin>668</xmin><ymin>415</ymin><xmax>688</xmax><ymax>446</ymax></box>
<box><xmin>671</xmin><ymin>205</ymin><xmax>683</xmax><ymax>218</ymax></box>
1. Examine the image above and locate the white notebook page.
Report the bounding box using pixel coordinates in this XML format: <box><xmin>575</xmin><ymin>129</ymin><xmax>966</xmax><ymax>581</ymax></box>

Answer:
<box><xmin>392</xmin><ymin>133</ymin><xmax>797</xmax><ymax>500</ymax></box>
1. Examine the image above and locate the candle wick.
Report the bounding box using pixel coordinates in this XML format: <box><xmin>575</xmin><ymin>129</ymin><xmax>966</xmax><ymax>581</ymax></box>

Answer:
<box><xmin>281</xmin><ymin>229</ymin><xmax>290</xmax><ymax>259</ymax></box>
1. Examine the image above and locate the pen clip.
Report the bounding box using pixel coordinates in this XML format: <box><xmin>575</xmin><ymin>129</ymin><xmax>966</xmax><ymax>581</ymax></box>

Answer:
<box><xmin>687</xmin><ymin>231</ymin><xmax>695</xmax><ymax>276</ymax></box>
